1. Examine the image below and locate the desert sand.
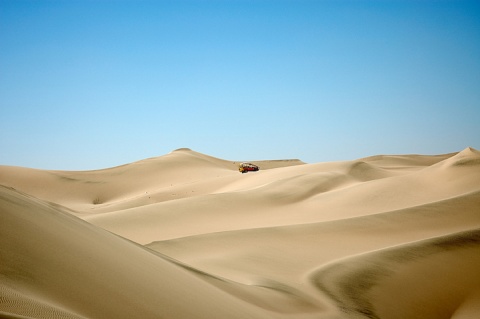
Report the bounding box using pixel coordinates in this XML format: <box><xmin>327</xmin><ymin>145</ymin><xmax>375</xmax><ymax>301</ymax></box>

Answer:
<box><xmin>1</xmin><ymin>147</ymin><xmax>480</xmax><ymax>319</ymax></box>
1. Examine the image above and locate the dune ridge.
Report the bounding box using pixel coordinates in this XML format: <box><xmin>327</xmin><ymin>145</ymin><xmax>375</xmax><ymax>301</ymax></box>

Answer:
<box><xmin>1</xmin><ymin>147</ymin><xmax>479</xmax><ymax>318</ymax></box>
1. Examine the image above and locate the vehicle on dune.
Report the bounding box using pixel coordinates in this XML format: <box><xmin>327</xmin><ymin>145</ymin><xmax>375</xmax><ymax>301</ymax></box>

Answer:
<box><xmin>238</xmin><ymin>162</ymin><xmax>259</xmax><ymax>173</ymax></box>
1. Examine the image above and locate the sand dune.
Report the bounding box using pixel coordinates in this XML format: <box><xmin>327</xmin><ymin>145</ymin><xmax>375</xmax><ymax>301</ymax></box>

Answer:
<box><xmin>1</xmin><ymin>147</ymin><xmax>479</xmax><ymax>318</ymax></box>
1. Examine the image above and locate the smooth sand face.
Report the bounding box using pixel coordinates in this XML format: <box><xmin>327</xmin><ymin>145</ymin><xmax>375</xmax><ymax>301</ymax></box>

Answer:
<box><xmin>1</xmin><ymin>147</ymin><xmax>480</xmax><ymax>318</ymax></box>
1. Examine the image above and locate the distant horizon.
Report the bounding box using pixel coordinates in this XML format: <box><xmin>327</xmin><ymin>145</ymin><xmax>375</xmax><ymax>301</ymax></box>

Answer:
<box><xmin>1</xmin><ymin>0</ymin><xmax>479</xmax><ymax>170</ymax></box>
<box><xmin>2</xmin><ymin>145</ymin><xmax>478</xmax><ymax>172</ymax></box>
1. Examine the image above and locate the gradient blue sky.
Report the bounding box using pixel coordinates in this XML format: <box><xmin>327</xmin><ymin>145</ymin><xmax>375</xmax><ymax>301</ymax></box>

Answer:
<box><xmin>1</xmin><ymin>0</ymin><xmax>479</xmax><ymax>170</ymax></box>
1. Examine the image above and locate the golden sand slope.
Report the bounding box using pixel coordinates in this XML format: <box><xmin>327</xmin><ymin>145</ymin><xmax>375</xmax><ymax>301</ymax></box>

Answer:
<box><xmin>1</xmin><ymin>147</ymin><xmax>480</xmax><ymax>319</ymax></box>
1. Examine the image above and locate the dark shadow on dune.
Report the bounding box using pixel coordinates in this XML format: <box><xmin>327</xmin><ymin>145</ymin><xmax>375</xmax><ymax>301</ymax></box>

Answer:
<box><xmin>310</xmin><ymin>229</ymin><xmax>480</xmax><ymax>319</ymax></box>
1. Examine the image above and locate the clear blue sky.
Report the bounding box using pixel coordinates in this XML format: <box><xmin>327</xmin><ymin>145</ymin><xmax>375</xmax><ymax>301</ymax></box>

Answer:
<box><xmin>1</xmin><ymin>0</ymin><xmax>479</xmax><ymax>170</ymax></box>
